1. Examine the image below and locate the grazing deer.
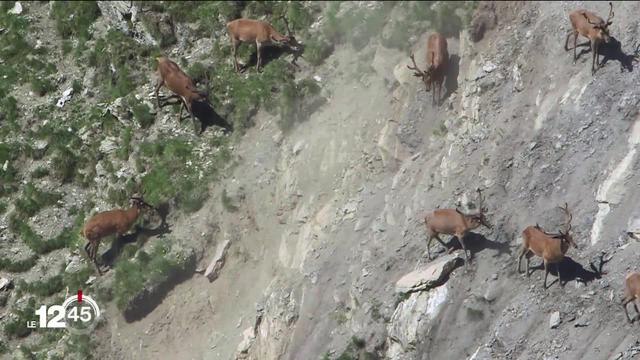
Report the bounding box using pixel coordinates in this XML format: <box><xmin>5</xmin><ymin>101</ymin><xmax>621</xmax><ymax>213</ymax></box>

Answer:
<box><xmin>226</xmin><ymin>16</ymin><xmax>302</xmax><ymax>73</ymax></box>
<box><xmin>517</xmin><ymin>203</ymin><xmax>578</xmax><ymax>289</ymax></box>
<box><xmin>564</xmin><ymin>2</ymin><xmax>614</xmax><ymax>75</ymax></box>
<box><xmin>155</xmin><ymin>56</ymin><xmax>210</xmax><ymax>124</ymax></box>
<box><xmin>80</xmin><ymin>195</ymin><xmax>155</xmax><ymax>275</ymax></box>
<box><xmin>424</xmin><ymin>189</ymin><xmax>491</xmax><ymax>267</ymax></box>
<box><xmin>407</xmin><ymin>32</ymin><xmax>449</xmax><ymax>106</ymax></box>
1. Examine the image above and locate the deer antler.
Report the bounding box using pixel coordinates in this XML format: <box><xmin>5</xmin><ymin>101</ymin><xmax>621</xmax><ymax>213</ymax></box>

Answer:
<box><xmin>280</xmin><ymin>14</ymin><xmax>294</xmax><ymax>38</ymax></box>
<box><xmin>558</xmin><ymin>203</ymin><xmax>572</xmax><ymax>233</ymax></box>
<box><xmin>476</xmin><ymin>188</ymin><xmax>485</xmax><ymax>214</ymax></box>
<box><xmin>605</xmin><ymin>2</ymin><xmax>614</xmax><ymax>24</ymax></box>
<box><xmin>407</xmin><ymin>53</ymin><xmax>425</xmax><ymax>76</ymax></box>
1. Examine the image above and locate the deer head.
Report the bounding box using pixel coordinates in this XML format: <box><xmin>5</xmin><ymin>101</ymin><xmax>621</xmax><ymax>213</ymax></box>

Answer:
<box><xmin>407</xmin><ymin>53</ymin><xmax>435</xmax><ymax>92</ymax></box>
<box><xmin>555</xmin><ymin>203</ymin><xmax>578</xmax><ymax>249</ymax></box>
<box><xmin>583</xmin><ymin>2</ymin><xmax>614</xmax><ymax>43</ymax></box>
<box><xmin>130</xmin><ymin>194</ymin><xmax>156</xmax><ymax>211</ymax></box>
<box><xmin>280</xmin><ymin>15</ymin><xmax>303</xmax><ymax>52</ymax></box>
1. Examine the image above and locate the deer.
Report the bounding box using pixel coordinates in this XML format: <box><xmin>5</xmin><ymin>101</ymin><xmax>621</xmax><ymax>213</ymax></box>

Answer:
<box><xmin>407</xmin><ymin>32</ymin><xmax>449</xmax><ymax>106</ymax></box>
<box><xmin>424</xmin><ymin>189</ymin><xmax>491</xmax><ymax>268</ymax></box>
<box><xmin>622</xmin><ymin>272</ymin><xmax>640</xmax><ymax>323</ymax></box>
<box><xmin>80</xmin><ymin>195</ymin><xmax>156</xmax><ymax>275</ymax></box>
<box><xmin>155</xmin><ymin>56</ymin><xmax>210</xmax><ymax>124</ymax></box>
<box><xmin>517</xmin><ymin>203</ymin><xmax>578</xmax><ymax>289</ymax></box>
<box><xmin>564</xmin><ymin>2</ymin><xmax>614</xmax><ymax>75</ymax></box>
<box><xmin>226</xmin><ymin>15</ymin><xmax>302</xmax><ymax>73</ymax></box>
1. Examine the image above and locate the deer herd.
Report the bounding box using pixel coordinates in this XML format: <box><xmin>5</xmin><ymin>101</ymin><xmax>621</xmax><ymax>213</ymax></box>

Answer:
<box><xmin>78</xmin><ymin>3</ymin><xmax>640</xmax><ymax>324</ymax></box>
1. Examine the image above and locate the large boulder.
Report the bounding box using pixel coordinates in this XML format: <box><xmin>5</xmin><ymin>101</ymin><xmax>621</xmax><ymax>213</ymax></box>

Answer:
<box><xmin>395</xmin><ymin>252</ymin><xmax>463</xmax><ymax>294</ymax></box>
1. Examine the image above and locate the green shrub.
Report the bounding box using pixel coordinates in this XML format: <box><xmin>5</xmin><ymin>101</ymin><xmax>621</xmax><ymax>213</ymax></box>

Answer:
<box><xmin>0</xmin><ymin>255</ymin><xmax>39</xmax><ymax>272</ymax></box>
<box><xmin>132</xmin><ymin>103</ymin><xmax>155</xmax><ymax>129</ymax></box>
<box><xmin>114</xmin><ymin>241</ymin><xmax>177</xmax><ymax>310</ymax></box>
<box><xmin>30</xmin><ymin>166</ymin><xmax>50</xmax><ymax>179</ymax></box>
<box><xmin>17</xmin><ymin>274</ymin><xmax>64</xmax><ymax>297</ymax></box>
<box><xmin>3</xmin><ymin>297</ymin><xmax>37</xmax><ymax>338</ymax></box>
<box><xmin>14</xmin><ymin>183</ymin><xmax>62</xmax><ymax>218</ymax></box>
<box><xmin>63</xmin><ymin>266</ymin><xmax>93</xmax><ymax>291</ymax></box>
<box><xmin>51</xmin><ymin>147</ymin><xmax>79</xmax><ymax>184</ymax></box>
<box><xmin>304</xmin><ymin>37</ymin><xmax>334</xmax><ymax>66</ymax></box>
<box><xmin>50</xmin><ymin>1</ymin><xmax>100</xmax><ymax>42</ymax></box>
<box><xmin>30</xmin><ymin>77</ymin><xmax>56</xmax><ymax>96</ymax></box>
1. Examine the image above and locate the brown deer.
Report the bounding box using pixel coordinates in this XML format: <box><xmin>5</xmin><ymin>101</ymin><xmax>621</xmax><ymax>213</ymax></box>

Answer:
<box><xmin>424</xmin><ymin>189</ymin><xmax>491</xmax><ymax>267</ymax></box>
<box><xmin>408</xmin><ymin>32</ymin><xmax>449</xmax><ymax>106</ymax></box>
<box><xmin>564</xmin><ymin>2</ymin><xmax>614</xmax><ymax>75</ymax></box>
<box><xmin>226</xmin><ymin>16</ymin><xmax>302</xmax><ymax>73</ymax></box>
<box><xmin>155</xmin><ymin>56</ymin><xmax>210</xmax><ymax>124</ymax></box>
<box><xmin>622</xmin><ymin>271</ymin><xmax>640</xmax><ymax>323</ymax></box>
<box><xmin>517</xmin><ymin>203</ymin><xmax>577</xmax><ymax>289</ymax></box>
<box><xmin>80</xmin><ymin>195</ymin><xmax>155</xmax><ymax>275</ymax></box>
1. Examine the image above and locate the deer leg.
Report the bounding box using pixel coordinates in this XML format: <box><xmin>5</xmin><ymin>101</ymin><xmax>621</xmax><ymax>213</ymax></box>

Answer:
<box><xmin>89</xmin><ymin>242</ymin><xmax>103</xmax><ymax>276</ymax></box>
<box><xmin>178</xmin><ymin>99</ymin><xmax>185</xmax><ymax>123</ymax></box>
<box><xmin>543</xmin><ymin>260</ymin><xmax>550</xmax><ymax>289</ymax></box>
<box><xmin>517</xmin><ymin>246</ymin><xmax>527</xmax><ymax>274</ymax></box>
<box><xmin>557</xmin><ymin>262</ymin><xmax>563</xmax><ymax>287</ymax></box>
<box><xmin>231</xmin><ymin>37</ymin><xmax>239</xmax><ymax>72</ymax></box>
<box><xmin>591</xmin><ymin>40</ymin><xmax>597</xmax><ymax>75</ymax></box>
<box><xmin>456</xmin><ymin>233</ymin><xmax>470</xmax><ymax>268</ymax></box>
<box><xmin>623</xmin><ymin>298</ymin><xmax>633</xmax><ymax>323</ymax></box>
<box><xmin>564</xmin><ymin>30</ymin><xmax>574</xmax><ymax>51</ymax></box>
<box><xmin>154</xmin><ymin>78</ymin><xmax>163</xmax><ymax>109</ymax></box>
<box><xmin>573</xmin><ymin>33</ymin><xmax>580</xmax><ymax>63</ymax></box>
<box><xmin>256</xmin><ymin>42</ymin><xmax>263</xmax><ymax>73</ymax></box>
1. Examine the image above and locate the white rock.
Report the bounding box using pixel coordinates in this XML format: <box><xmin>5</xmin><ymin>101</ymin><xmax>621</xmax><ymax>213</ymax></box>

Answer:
<box><xmin>0</xmin><ymin>277</ymin><xmax>12</xmax><ymax>291</ymax></box>
<box><xmin>395</xmin><ymin>252</ymin><xmax>463</xmax><ymax>294</ymax></box>
<box><xmin>8</xmin><ymin>2</ymin><xmax>22</xmax><ymax>15</ymax></box>
<box><xmin>550</xmin><ymin>311</ymin><xmax>561</xmax><ymax>329</ymax></box>
<box><xmin>56</xmin><ymin>87</ymin><xmax>74</xmax><ymax>108</ymax></box>
<box><xmin>483</xmin><ymin>62</ymin><xmax>497</xmax><ymax>73</ymax></box>
<box><xmin>204</xmin><ymin>239</ymin><xmax>231</xmax><ymax>282</ymax></box>
<box><xmin>387</xmin><ymin>285</ymin><xmax>448</xmax><ymax>360</ymax></box>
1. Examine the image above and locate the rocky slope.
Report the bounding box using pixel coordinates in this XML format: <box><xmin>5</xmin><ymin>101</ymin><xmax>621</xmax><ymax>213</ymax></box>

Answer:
<box><xmin>3</xmin><ymin>1</ymin><xmax>640</xmax><ymax>360</ymax></box>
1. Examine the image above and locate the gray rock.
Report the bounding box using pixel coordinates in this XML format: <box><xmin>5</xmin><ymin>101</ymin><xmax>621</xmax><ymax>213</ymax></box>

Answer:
<box><xmin>387</xmin><ymin>285</ymin><xmax>448</xmax><ymax>360</ymax></box>
<box><xmin>0</xmin><ymin>277</ymin><xmax>12</xmax><ymax>291</ymax></box>
<box><xmin>395</xmin><ymin>252</ymin><xmax>463</xmax><ymax>294</ymax></box>
<box><xmin>550</xmin><ymin>311</ymin><xmax>561</xmax><ymax>329</ymax></box>
<box><xmin>204</xmin><ymin>239</ymin><xmax>231</xmax><ymax>282</ymax></box>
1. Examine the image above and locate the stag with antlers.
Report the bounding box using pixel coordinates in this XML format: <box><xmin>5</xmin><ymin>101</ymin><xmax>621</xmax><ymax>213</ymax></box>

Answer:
<box><xmin>565</xmin><ymin>2</ymin><xmax>615</xmax><ymax>75</ymax></box>
<box><xmin>408</xmin><ymin>32</ymin><xmax>449</xmax><ymax>106</ymax></box>
<box><xmin>226</xmin><ymin>15</ymin><xmax>302</xmax><ymax>73</ymax></box>
<box><xmin>518</xmin><ymin>203</ymin><xmax>578</xmax><ymax>289</ymax></box>
<box><xmin>424</xmin><ymin>189</ymin><xmax>491</xmax><ymax>268</ymax></box>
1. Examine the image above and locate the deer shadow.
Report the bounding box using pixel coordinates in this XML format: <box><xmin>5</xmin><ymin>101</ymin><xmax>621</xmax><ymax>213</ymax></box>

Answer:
<box><xmin>100</xmin><ymin>203</ymin><xmax>172</xmax><ymax>268</ymax></box>
<box><xmin>572</xmin><ymin>37</ymin><xmax>639</xmax><ymax>72</ymax></box>
<box><xmin>526</xmin><ymin>254</ymin><xmax>609</xmax><ymax>288</ymax></box>
<box><xmin>444</xmin><ymin>54</ymin><xmax>460</xmax><ymax>99</ymax></box>
<box><xmin>239</xmin><ymin>44</ymin><xmax>303</xmax><ymax>73</ymax></box>
<box><xmin>599</xmin><ymin>37</ymin><xmax>639</xmax><ymax>72</ymax></box>
<box><xmin>159</xmin><ymin>95</ymin><xmax>233</xmax><ymax>134</ymax></box>
<box><xmin>444</xmin><ymin>232</ymin><xmax>512</xmax><ymax>261</ymax></box>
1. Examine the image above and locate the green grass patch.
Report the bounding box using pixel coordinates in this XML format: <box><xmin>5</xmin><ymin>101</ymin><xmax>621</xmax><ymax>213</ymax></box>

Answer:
<box><xmin>9</xmin><ymin>212</ymin><xmax>83</xmax><ymax>255</ymax></box>
<box><xmin>139</xmin><ymin>137</ymin><xmax>228</xmax><ymax>212</ymax></box>
<box><xmin>0</xmin><ymin>255</ymin><xmax>39</xmax><ymax>272</ymax></box>
<box><xmin>132</xmin><ymin>103</ymin><xmax>155</xmax><ymax>129</ymax></box>
<box><xmin>14</xmin><ymin>183</ymin><xmax>62</xmax><ymax>218</ymax></box>
<box><xmin>114</xmin><ymin>240</ymin><xmax>190</xmax><ymax>310</ymax></box>
<box><xmin>50</xmin><ymin>1</ymin><xmax>100</xmax><ymax>42</ymax></box>
<box><xmin>3</xmin><ymin>297</ymin><xmax>37</xmax><ymax>338</ymax></box>
<box><xmin>30</xmin><ymin>166</ymin><xmax>50</xmax><ymax>179</ymax></box>
<box><xmin>17</xmin><ymin>274</ymin><xmax>64</xmax><ymax>298</ymax></box>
